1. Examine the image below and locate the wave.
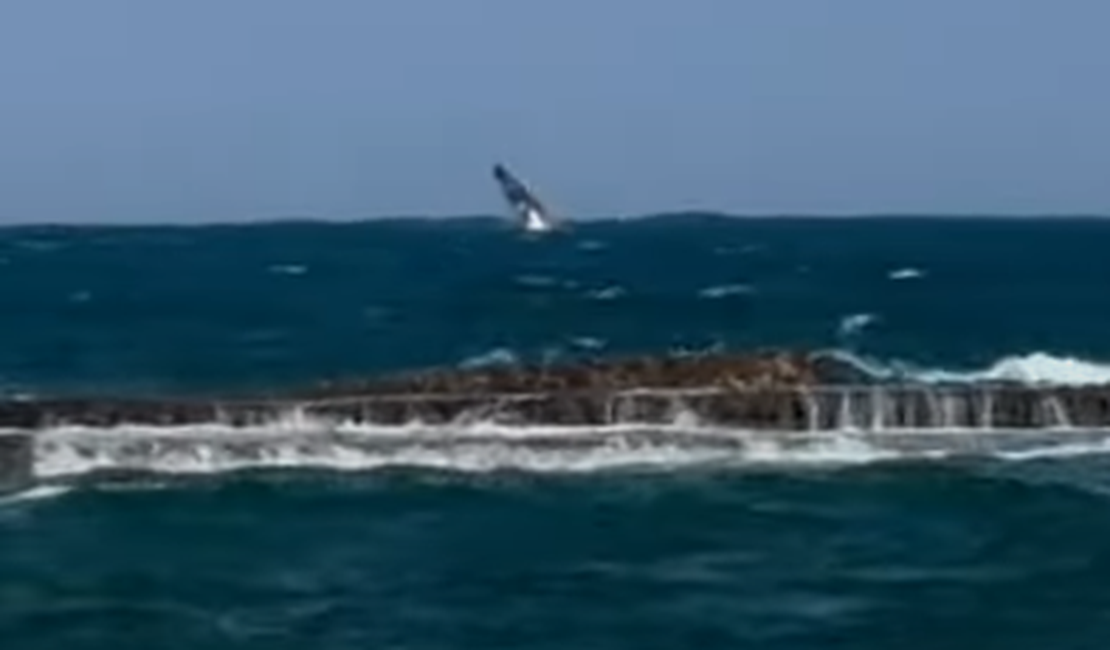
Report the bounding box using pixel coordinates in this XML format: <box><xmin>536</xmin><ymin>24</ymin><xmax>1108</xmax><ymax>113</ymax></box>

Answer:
<box><xmin>822</xmin><ymin>349</ymin><xmax>1110</xmax><ymax>386</ymax></box>
<box><xmin>458</xmin><ymin>348</ymin><xmax>520</xmax><ymax>369</ymax></box>
<box><xmin>837</xmin><ymin>313</ymin><xmax>879</xmax><ymax>338</ymax></box>
<box><xmin>267</xmin><ymin>263</ymin><xmax>308</xmax><ymax>276</ymax></box>
<box><xmin>586</xmin><ymin>285</ymin><xmax>626</xmax><ymax>300</ymax></box>
<box><xmin>6</xmin><ymin>348</ymin><xmax>1110</xmax><ymax>486</ymax></box>
<box><xmin>697</xmin><ymin>284</ymin><xmax>754</xmax><ymax>299</ymax></box>
<box><xmin>888</xmin><ymin>267</ymin><xmax>925</xmax><ymax>280</ymax></box>
<box><xmin>453</xmin><ymin>343</ymin><xmax>1110</xmax><ymax>389</ymax></box>
<box><xmin>0</xmin><ymin>484</ymin><xmax>71</xmax><ymax>508</ymax></box>
<box><xmin>17</xmin><ymin>411</ymin><xmax>1110</xmax><ymax>485</ymax></box>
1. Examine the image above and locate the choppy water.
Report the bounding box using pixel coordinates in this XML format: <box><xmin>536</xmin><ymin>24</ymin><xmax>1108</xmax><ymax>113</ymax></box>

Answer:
<box><xmin>4</xmin><ymin>215</ymin><xmax>1110</xmax><ymax>648</ymax></box>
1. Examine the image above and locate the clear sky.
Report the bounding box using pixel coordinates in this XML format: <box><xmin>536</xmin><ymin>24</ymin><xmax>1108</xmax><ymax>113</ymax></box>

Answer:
<box><xmin>0</xmin><ymin>0</ymin><xmax>1108</xmax><ymax>223</ymax></box>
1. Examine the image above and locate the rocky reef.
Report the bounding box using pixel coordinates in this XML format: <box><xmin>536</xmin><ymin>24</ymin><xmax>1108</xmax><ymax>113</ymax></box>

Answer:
<box><xmin>4</xmin><ymin>348</ymin><xmax>1110</xmax><ymax>492</ymax></box>
<box><xmin>0</xmin><ymin>349</ymin><xmax>1107</xmax><ymax>431</ymax></box>
<box><xmin>0</xmin><ymin>349</ymin><xmax>812</xmax><ymax>428</ymax></box>
<box><xmin>284</xmin><ymin>350</ymin><xmax>819</xmax><ymax>398</ymax></box>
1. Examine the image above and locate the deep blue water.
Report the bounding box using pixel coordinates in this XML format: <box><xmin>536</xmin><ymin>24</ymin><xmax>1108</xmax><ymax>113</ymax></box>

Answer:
<box><xmin>2</xmin><ymin>214</ymin><xmax>1109</xmax><ymax>394</ymax></box>
<box><xmin>3</xmin><ymin>215</ymin><xmax>1110</xmax><ymax>648</ymax></box>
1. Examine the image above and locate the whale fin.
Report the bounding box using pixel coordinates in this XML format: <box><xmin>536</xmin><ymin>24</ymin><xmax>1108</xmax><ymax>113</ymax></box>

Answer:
<box><xmin>491</xmin><ymin>163</ymin><xmax>560</xmax><ymax>233</ymax></box>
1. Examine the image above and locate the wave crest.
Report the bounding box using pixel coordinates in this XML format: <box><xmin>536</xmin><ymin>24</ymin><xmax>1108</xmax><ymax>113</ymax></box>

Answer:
<box><xmin>820</xmin><ymin>350</ymin><xmax>1110</xmax><ymax>386</ymax></box>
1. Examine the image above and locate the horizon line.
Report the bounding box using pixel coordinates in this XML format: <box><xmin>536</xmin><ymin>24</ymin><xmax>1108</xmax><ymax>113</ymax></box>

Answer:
<box><xmin>2</xmin><ymin>211</ymin><xmax>1110</xmax><ymax>230</ymax></box>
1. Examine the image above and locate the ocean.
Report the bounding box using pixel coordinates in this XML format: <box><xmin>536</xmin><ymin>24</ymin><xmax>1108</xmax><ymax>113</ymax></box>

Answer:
<box><xmin>3</xmin><ymin>214</ymin><xmax>1110</xmax><ymax>648</ymax></box>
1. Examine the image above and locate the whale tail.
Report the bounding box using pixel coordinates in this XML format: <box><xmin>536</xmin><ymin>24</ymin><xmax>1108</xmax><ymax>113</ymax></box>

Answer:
<box><xmin>491</xmin><ymin>163</ymin><xmax>560</xmax><ymax>234</ymax></box>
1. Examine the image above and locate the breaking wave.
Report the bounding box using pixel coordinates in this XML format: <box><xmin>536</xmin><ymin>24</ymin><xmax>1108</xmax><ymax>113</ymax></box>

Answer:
<box><xmin>18</xmin><ymin>412</ymin><xmax>1110</xmax><ymax>484</ymax></box>
<box><xmin>822</xmin><ymin>349</ymin><xmax>1110</xmax><ymax>386</ymax></box>
<box><xmin>697</xmin><ymin>284</ymin><xmax>754</xmax><ymax>299</ymax></box>
<box><xmin>838</xmin><ymin>313</ymin><xmax>879</xmax><ymax>338</ymax></box>
<box><xmin>453</xmin><ymin>343</ymin><xmax>1110</xmax><ymax>388</ymax></box>
<box><xmin>888</xmin><ymin>267</ymin><xmax>926</xmax><ymax>280</ymax></box>
<box><xmin>0</xmin><ymin>484</ymin><xmax>71</xmax><ymax>508</ymax></box>
<box><xmin>9</xmin><ymin>347</ymin><xmax>1110</xmax><ymax>487</ymax></box>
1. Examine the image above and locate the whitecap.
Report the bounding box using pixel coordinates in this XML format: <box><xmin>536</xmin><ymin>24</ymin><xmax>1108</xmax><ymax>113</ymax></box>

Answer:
<box><xmin>268</xmin><ymin>264</ymin><xmax>307</xmax><ymax>276</ymax></box>
<box><xmin>888</xmin><ymin>267</ymin><xmax>925</xmax><ymax>280</ymax></box>
<box><xmin>458</xmin><ymin>348</ymin><xmax>519</xmax><ymax>369</ymax></box>
<box><xmin>0</xmin><ymin>484</ymin><xmax>72</xmax><ymax>508</ymax></box>
<box><xmin>588</xmin><ymin>286</ymin><xmax>626</xmax><ymax>300</ymax></box>
<box><xmin>924</xmin><ymin>353</ymin><xmax>1110</xmax><ymax>386</ymax></box>
<box><xmin>837</xmin><ymin>313</ymin><xmax>878</xmax><ymax>337</ymax></box>
<box><xmin>821</xmin><ymin>349</ymin><xmax>1110</xmax><ymax>387</ymax></box>
<box><xmin>570</xmin><ymin>336</ymin><xmax>606</xmax><ymax>350</ymax></box>
<box><xmin>698</xmin><ymin>284</ymin><xmax>754</xmax><ymax>299</ymax></box>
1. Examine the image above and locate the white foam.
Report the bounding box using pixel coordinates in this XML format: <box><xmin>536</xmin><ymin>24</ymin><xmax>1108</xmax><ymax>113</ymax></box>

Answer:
<box><xmin>570</xmin><ymin>336</ymin><xmax>606</xmax><ymax>350</ymax></box>
<box><xmin>697</xmin><ymin>284</ymin><xmax>754</xmax><ymax>299</ymax></box>
<box><xmin>995</xmin><ymin>437</ymin><xmax>1110</xmax><ymax>461</ymax></box>
<box><xmin>10</xmin><ymin>347</ymin><xmax>1110</xmax><ymax>485</ymax></box>
<box><xmin>921</xmin><ymin>353</ymin><xmax>1110</xmax><ymax>386</ymax></box>
<box><xmin>23</xmin><ymin>409</ymin><xmax>1110</xmax><ymax>483</ymax></box>
<box><xmin>888</xmin><ymin>267</ymin><xmax>925</xmax><ymax>280</ymax></box>
<box><xmin>0</xmin><ymin>484</ymin><xmax>72</xmax><ymax>508</ymax></box>
<box><xmin>838</xmin><ymin>313</ymin><xmax>878</xmax><ymax>337</ymax></box>
<box><xmin>458</xmin><ymin>348</ymin><xmax>519</xmax><ymax>369</ymax></box>
<box><xmin>828</xmin><ymin>350</ymin><xmax>1110</xmax><ymax>387</ymax></box>
<box><xmin>31</xmin><ymin>427</ymin><xmax>721</xmax><ymax>478</ymax></box>
<box><xmin>587</xmin><ymin>286</ymin><xmax>626</xmax><ymax>300</ymax></box>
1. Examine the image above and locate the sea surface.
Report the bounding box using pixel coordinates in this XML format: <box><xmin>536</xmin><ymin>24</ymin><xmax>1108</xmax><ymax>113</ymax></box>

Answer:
<box><xmin>3</xmin><ymin>214</ymin><xmax>1110</xmax><ymax>648</ymax></box>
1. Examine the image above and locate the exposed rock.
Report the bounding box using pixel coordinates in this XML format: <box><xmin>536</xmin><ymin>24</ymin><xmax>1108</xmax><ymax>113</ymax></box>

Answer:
<box><xmin>288</xmin><ymin>349</ymin><xmax>818</xmax><ymax>399</ymax></box>
<box><xmin>0</xmin><ymin>351</ymin><xmax>1108</xmax><ymax>432</ymax></box>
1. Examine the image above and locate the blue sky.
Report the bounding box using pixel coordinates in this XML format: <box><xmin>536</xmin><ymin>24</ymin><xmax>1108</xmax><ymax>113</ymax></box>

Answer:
<box><xmin>0</xmin><ymin>0</ymin><xmax>1107</xmax><ymax>223</ymax></box>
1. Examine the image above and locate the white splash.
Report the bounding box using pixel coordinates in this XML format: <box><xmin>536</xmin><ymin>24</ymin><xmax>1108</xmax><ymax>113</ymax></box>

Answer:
<box><xmin>0</xmin><ymin>484</ymin><xmax>72</xmax><ymax>508</ymax></box>
<box><xmin>825</xmin><ymin>350</ymin><xmax>1110</xmax><ymax>387</ymax></box>
<box><xmin>18</xmin><ymin>409</ymin><xmax>1110</xmax><ymax>484</ymax></box>
<box><xmin>697</xmin><ymin>284</ymin><xmax>754</xmax><ymax>299</ymax></box>
<box><xmin>838</xmin><ymin>313</ymin><xmax>878</xmax><ymax>337</ymax></box>
<box><xmin>888</xmin><ymin>267</ymin><xmax>925</xmax><ymax>280</ymax></box>
<box><xmin>919</xmin><ymin>353</ymin><xmax>1110</xmax><ymax>386</ymax></box>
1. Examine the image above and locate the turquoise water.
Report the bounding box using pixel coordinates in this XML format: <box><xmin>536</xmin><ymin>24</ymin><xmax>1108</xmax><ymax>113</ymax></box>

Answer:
<box><xmin>3</xmin><ymin>215</ymin><xmax>1110</xmax><ymax>648</ymax></box>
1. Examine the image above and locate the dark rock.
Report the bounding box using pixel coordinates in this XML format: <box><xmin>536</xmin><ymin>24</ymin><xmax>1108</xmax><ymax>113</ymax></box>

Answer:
<box><xmin>0</xmin><ymin>351</ymin><xmax>1108</xmax><ymax>432</ymax></box>
<box><xmin>287</xmin><ymin>349</ymin><xmax>818</xmax><ymax>399</ymax></box>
